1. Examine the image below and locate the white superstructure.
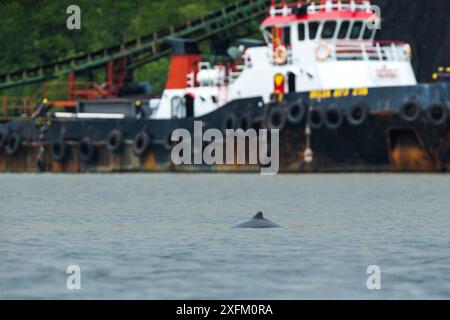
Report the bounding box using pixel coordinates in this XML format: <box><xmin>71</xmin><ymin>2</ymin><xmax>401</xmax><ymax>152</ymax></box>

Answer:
<box><xmin>152</xmin><ymin>0</ymin><xmax>417</xmax><ymax>120</ymax></box>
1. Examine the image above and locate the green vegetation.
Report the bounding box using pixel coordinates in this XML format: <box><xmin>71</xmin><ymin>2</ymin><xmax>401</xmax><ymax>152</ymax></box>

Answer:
<box><xmin>0</xmin><ymin>0</ymin><xmax>232</xmax><ymax>94</ymax></box>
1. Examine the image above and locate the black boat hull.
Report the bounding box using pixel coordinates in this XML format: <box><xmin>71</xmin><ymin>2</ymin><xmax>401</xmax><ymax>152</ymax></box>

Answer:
<box><xmin>1</xmin><ymin>83</ymin><xmax>449</xmax><ymax>173</ymax></box>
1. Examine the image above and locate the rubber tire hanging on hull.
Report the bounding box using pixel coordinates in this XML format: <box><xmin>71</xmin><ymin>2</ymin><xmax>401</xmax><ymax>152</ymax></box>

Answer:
<box><xmin>106</xmin><ymin>130</ymin><xmax>124</xmax><ymax>153</ymax></box>
<box><xmin>133</xmin><ymin>131</ymin><xmax>151</xmax><ymax>156</ymax></box>
<box><xmin>324</xmin><ymin>107</ymin><xmax>344</xmax><ymax>130</ymax></box>
<box><xmin>51</xmin><ymin>140</ymin><xmax>69</xmax><ymax>163</ymax></box>
<box><xmin>346</xmin><ymin>103</ymin><xmax>368</xmax><ymax>126</ymax></box>
<box><xmin>308</xmin><ymin>108</ymin><xmax>324</xmax><ymax>130</ymax></box>
<box><xmin>286</xmin><ymin>100</ymin><xmax>307</xmax><ymax>125</ymax></box>
<box><xmin>237</xmin><ymin>113</ymin><xmax>253</xmax><ymax>131</ymax></box>
<box><xmin>399</xmin><ymin>101</ymin><xmax>422</xmax><ymax>123</ymax></box>
<box><xmin>79</xmin><ymin>137</ymin><xmax>96</xmax><ymax>163</ymax></box>
<box><xmin>267</xmin><ymin>106</ymin><xmax>286</xmax><ymax>130</ymax></box>
<box><xmin>5</xmin><ymin>132</ymin><xmax>21</xmax><ymax>156</ymax></box>
<box><xmin>425</xmin><ymin>103</ymin><xmax>448</xmax><ymax>127</ymax></box>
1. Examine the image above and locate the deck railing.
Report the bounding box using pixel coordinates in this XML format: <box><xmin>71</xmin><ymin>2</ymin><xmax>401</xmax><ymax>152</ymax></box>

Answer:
<box><xmin>0</xmin><ymin>96</ymin><xmax>36</xmax><ymax>119</ymax></box>
<box><xmin>330</xmin><ymin>41</ymin><xmax>411</xmax><ymax>62</ymax></box>
<box><xmin>42</xmin><ymin>81</ymin><xmax>113</xmax><ymax>101</ymax></box>
<box><xmin>269</xmin><ymin>0</ymin><xmax>373</xmax><ymax>16</ymax></box>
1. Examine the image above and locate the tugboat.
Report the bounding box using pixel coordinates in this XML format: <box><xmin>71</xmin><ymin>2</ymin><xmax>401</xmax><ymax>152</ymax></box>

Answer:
<box><xmin>0</xmin><ymin>0</ymin><xmax>449</xmax><ymax>173</ymax></box>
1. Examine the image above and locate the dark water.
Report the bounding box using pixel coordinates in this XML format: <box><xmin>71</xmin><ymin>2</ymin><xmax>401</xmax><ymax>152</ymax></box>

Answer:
<box><xmin>1</xmin><ymin>173</ymin><xmax>449</xmax><ymax>299</ymax></box>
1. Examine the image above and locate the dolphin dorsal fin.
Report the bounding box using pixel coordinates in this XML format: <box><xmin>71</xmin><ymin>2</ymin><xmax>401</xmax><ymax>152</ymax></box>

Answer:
<box><xmin>253</xmin><ymin>212</ymin><xmax>264</xmax><ymax>219</ymax></box>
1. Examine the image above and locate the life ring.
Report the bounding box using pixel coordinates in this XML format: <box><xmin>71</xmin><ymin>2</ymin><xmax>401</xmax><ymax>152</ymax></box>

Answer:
<box><xmin>399</xmin><ymin>101</ymin><xmax>422</xmax><ymax>123</ymax></box>
<box><xmin>267</xmin><ymin>106</ymin><xmax>286</xmax><ymax>130</ymax></box>
<box><xmin>346</xmin><ymin>103</ymin><xmax>368</xmax><ymax>126</ymax></box>
<box><xmin>5</xmin><ymin>132</ymin><xmax>21</xmax><ymax>156</ymax></box>
<box><xmin>0</xmin><ymin>126</ymin><xmax>9</xmax><ymax>148</ymax></box>
<box><xmin>106</xmin><ymin>130</ymin><xmax>123</xmax><ymax>153</ymax></box>
<box><xmin>222</xmin><ymin>113</ymin><xmax>237</xmax><ymax>133</ymax></box>
<box><xmin>78</xmin><ymin>137</ymin><xmax>96</xmax><ymax>163</ymax></box>
<box><xmin>133</xmin><ymin>131</ymin><xmax>151</xmax><ymax>156</ymax></box>
<box><xmin>324</xmin><ymin>106</ymin><xmax>344</xmax><ymax>130</ymax></box>
<box><xmin>425</xmin><ymin>103</ymin><xmax>448</xmax><ymax>127</ymax></box>
<box><xmin>273</xmin><ymin>45</ymin><xmax>288</xmax><ymax>65</ymax></box>
<box><xmin>51</xmin><ymin>139</ymin><xmax>69</xmax><ymax>163</ymax></box>
<box><xmin>307</xmin><ymin>108</ymin><xmax>324</xmax><ymax>130</ymax></box>
<box><xmin>237</xmin><ymin>113</ymin><xmax>253</xmax><ymax>131</ymax></box>
<box><xmin>286</xmin><ymin>100</ymin><xmax>307</xmax><ymax>125</ymax></box>
<box><xmin>315</xmin><ymin>42</ymin><xmax>332</xmax><ymax>61</ymax></box>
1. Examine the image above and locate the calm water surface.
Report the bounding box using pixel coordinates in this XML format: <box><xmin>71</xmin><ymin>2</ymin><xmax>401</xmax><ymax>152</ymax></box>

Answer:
<box><xmin>0</xmin><ymin>173</ymin><xmax>449</xmax><ymax>299</ymax></box>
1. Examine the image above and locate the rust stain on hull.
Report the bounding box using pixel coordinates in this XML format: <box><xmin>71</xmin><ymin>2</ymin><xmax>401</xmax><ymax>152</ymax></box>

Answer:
<box><xmin>387</xmin><ymin>128</ymin><xmax>439</xmax><ymax>172</ymax></box>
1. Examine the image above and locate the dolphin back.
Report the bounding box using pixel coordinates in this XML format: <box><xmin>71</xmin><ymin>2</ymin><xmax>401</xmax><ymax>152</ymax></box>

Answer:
<box><xmin>233</xmin><ymin>212</ymin><xmax>281</xmax><ymax>228</ymax></box>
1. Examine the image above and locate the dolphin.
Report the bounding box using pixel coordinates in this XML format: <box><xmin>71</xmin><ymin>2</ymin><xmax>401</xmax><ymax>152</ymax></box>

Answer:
<box><xmin>233</xmin><ymin>212</ymin><xmax>281</xmax><ymax>229</ymax></box>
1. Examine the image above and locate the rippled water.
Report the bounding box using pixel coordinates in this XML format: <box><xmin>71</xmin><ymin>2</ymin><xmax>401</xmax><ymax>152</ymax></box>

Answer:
<box><xmin>1</xmin><ymin>173</ymin><xmax>450</xmax><ymax>299</ymax></box>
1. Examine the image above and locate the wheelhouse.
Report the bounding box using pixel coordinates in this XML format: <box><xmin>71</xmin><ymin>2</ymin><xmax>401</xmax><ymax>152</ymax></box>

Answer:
<box><xmin>261</xmin><ymin>0</ymin><xmax>378</xmax><ymax>46</ymax></box>
<box><xmin>262</xmin><ymin>18</ymin><xmax>376</xmax><ymax>45</ymax></box>
<box><xmin>260</xmin><ymin>0</ymin><xmax>410</xmax><ymax>64</ymax></box>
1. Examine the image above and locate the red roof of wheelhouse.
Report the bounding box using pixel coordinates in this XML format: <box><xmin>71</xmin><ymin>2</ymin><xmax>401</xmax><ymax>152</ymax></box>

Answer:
<box><xmin>261</xmin><ymin>11</ymin><xmax>374</xmax><ymax>27</ymax></box>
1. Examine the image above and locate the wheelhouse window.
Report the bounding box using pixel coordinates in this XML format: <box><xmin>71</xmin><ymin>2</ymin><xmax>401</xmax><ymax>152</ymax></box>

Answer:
<box><xmin>350</xmin><ymin>21</ymin><xmax>363</xmax><ymax>39</ymax></box>
<box><xmin>337</xmin><ymin>21</ymin><xmax>350</xmax><ymax>39</ymax></box>
<box><xmin>262</xmin><ymin>27</ymin><xmax>273</xmax><ymax>45</ymax></box>
<box><xmin>283</xmin><ymin>26</ymin><xmax>291</xmax><ymax>46</ymax></box>
<box><xmin>362</xmin><ymin>24</ymin><xmax>374</xmax><ymax>40</ymax></box>
<box><xmin>321</xmin><ymin>21</ymin><xmax>337</xmax><ymax>39</ymax></box>
<box><xmin>309</xmin><ymin>22</ymin><xmax>319</xmax><ymax>39</ymax></box>
<box><xmin>298</xmin><ymin>23</ymin><xmax>305</xmax><ymax>41</ymax></box>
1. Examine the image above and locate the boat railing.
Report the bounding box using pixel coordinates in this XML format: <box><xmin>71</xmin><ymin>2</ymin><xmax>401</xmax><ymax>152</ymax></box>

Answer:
<box><xmin>269</xmin><ymin>0</ymin><xmax>373</xmax><ymax>17</ymax></box>
<box><xmin>229</xmin><ymin>65</ymin><xmax>246</xmax><ymax>83</ymax></box>
<box><xmin>329</xmin><ymin>41</ymin><xmax>411</xmax><ymax>62</ymax></box>
<box><xmin>42</xmin><ymin>81</ymin><xmax>114</xmax><ymax>101</ymax></box>
<box><xmin>0</xmin><ymin>96</ymin><xmax>36</xmax><ymax>119</ymax></box>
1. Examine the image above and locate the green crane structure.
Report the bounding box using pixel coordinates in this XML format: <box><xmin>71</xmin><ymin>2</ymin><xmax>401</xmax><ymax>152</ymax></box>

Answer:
<box><xmin>0</xmin><ymin>0</ymin><xmax>269</xmax><ymax>91</ymax></box>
